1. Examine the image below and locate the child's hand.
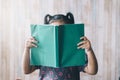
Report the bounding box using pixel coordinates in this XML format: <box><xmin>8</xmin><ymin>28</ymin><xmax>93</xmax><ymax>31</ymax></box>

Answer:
<box><xmin>25</xmin><ymin>36</ymin><xmax>37</xmax><ymax>49</ymax></box>
<box><xmin>77</xmin><ymin>36</ymin><xmax>92</xmax><ymax>51</ymax></box>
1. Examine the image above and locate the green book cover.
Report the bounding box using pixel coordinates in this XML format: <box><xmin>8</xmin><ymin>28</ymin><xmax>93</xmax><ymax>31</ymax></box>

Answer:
<box><xmin>30</xmin><ymin>24</ymin><xmax>85</xmax><ymax>67</ymax></box>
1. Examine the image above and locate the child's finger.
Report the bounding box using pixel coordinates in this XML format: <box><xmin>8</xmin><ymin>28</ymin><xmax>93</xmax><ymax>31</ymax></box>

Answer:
<box><xmin>30</xmin><ymin>36</ymin><xmax>35</xmax><ymax>40</ymax></box>
<box><xmin>80</xmin><ymin>36</ymin><xmax>87</xmax><ymax>40</ymax></box>
<box><xmin>80</xmin><ymin>36</ymin><xmax>84</xmax><ymax>40</ymax></box>
<box><xmin>77</xmin><ymin>45</ymin><xmax>85</xmax><ymax>49</ymax></box>
<box><xmin>77</xmin><ymin>41</ymin><xmax>86</xmax><ymax>46</ymax></box>
<box><xmin>29</xmin><ymin>37</ymin><xmax>38</xmax><ymax>43</ymax></box>
<box><xmin>32</xmin><ymin>43</ymin><xmax>37</xmax><ymax>47</ymax></box>
<box><xmin>30</xmin><ymin>36</ymin><xmax>37</xmax><ymax>41</ymax></box>
<box><xmin>31</xmin><ymin>39</ymin><xmax>38</xmax><ymax>43</ymax></box>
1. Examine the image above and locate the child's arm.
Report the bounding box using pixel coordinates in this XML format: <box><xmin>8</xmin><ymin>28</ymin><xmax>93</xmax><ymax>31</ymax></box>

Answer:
<box><xmin>84</xmin><ymin>48</ymin><xmax>98</xmax><ymax>75</ymax></box>
<box><xmin>22</xmin><ymin>37</ymin><xmax>38</xmax><ymax>74</ymax></box>
<box><xmin>77</xmin><ymin>36</ymin><xmax>98</xmax><ymax>75</ymax></box>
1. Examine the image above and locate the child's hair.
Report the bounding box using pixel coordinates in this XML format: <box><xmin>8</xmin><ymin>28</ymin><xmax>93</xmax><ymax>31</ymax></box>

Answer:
<box><xmin>44</xmin><ymin>12</ymin><xmax>74</xmax><ymax>24</ymax></box>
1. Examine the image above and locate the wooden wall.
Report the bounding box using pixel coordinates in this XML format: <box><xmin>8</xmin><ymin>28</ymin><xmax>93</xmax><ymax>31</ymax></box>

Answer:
<box><xmin>0</xmin><ymin>0</ymin><xmax>120</xmax><ymax>80</ymax></box>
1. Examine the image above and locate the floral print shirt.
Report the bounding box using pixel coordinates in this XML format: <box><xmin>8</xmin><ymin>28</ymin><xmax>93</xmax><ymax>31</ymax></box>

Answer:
<box><xmin>37</xmin><ymin>66</ymin><xmax>85</xmax><ymax>80</ymax></box>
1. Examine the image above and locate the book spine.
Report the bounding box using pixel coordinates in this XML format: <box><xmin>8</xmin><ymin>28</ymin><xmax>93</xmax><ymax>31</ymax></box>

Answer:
<box><xmin>55</xmin><ymin>26</ymin><xmax>59</xmax><ymax>67</ymax></box>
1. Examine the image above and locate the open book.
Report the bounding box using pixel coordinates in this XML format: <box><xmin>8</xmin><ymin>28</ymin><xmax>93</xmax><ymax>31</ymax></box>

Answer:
<box><xmin>30</xmin><ymin>24</ymin><xmax>85</xmax><ymax>67</ymax></box>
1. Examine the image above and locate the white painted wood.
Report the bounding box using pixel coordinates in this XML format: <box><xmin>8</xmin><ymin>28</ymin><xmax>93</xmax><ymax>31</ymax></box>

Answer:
<box><xmin>0</xmin><ymin>0</ymin><xmax>119</xmax><ymax>80</ymax></box>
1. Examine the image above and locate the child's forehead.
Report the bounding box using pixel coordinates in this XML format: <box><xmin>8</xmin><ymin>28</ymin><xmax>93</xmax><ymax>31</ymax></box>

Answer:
<box><xmin>50</xmin><ymin>20</ymin><xmax>65</xmax><ymax>25</ymax></box>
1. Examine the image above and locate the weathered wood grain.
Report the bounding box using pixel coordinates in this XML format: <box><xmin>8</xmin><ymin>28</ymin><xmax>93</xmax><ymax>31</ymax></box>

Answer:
<box><xmin>0</xmin><ymin>0</ymin><xmax>119</xmax><ymax>80</ymax></box>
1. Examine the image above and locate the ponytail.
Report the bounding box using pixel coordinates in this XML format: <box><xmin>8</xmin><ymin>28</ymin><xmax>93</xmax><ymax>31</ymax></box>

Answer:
<box><xmin>44</xmin><ymin>14</ymin><xmax>52</xmax><ymax>24</ymax></box>
<box><xmin>66</xmin><ymin>12</ymin><xmax>74</xmax><ymax>24</ymax></box>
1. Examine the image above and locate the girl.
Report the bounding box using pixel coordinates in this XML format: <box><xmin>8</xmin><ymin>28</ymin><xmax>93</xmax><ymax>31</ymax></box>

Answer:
<box><xmin>22</xmin><ymin>12</ymin><xmax>98</xmax><ymax>80</ymax></box>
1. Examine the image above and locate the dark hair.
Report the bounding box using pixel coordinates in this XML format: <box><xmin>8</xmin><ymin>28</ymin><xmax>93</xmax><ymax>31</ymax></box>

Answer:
<box><xmin>44</xmin><ymin>12</ymin><xmax>74</xmax><ymax>24</ymax></box>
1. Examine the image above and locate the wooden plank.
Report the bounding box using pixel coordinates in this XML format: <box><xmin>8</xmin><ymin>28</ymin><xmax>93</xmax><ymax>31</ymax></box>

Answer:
<box><xmin>0</xmin><ymin>0</ymin><xmax>119</xmax><ymax>80</ymax></box>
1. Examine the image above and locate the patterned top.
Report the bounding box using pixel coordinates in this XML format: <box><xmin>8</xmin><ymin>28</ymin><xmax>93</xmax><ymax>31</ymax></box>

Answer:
<box><xmin>37</xmin><ymin>66</ymin><xmax>86</xmax><ymax>80</ymax></box>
